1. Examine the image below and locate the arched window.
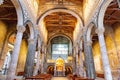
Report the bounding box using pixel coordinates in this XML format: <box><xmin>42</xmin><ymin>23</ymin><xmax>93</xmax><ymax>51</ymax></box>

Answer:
<box><xmin>51</xmin><ymin>36</ymin><xmax>69</xmax><ymax>60</ymax></box>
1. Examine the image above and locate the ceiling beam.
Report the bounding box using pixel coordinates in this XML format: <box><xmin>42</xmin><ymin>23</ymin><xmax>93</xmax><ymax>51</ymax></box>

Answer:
<box><xmin>104</xmin><ymin>19</ymin><xmax>120</xmax><ymax>22</ymax></box>
<box><xmin>46</xmin><ymin>24</ymin><xmax>75</xmax><ymax>27</ymax></box>
<box><xmin>45</xmin><ymin>20</ymin><xmax>76</xmax><ymax>22</ymax></box>
<box><xmin>107</xmin><ymin>8</ymin><xmax>120</xmax><ymax>10</ymax></box>
<box><xmin>0</xmin><ymin>17</ymin><xmax>17</xmax><ymax>20</ymax></box>
<box><xmin>105</xmin><ymin>14</ymin><xmax>120</xmax><ymax>20</ymax></box>
<box><xmin>109</xmin><ymin>2</ymin><xmax>117</xmax><ymax>7</ymax></box>
<box><xmin>0</xmin><ymin>4</ymin><xmax>14</xmax><ymax>8</ymax></box>
<box><xmin>0</xmin><ymin>13</ymin><xmax>15</xmax><ymax>17</ymax></box>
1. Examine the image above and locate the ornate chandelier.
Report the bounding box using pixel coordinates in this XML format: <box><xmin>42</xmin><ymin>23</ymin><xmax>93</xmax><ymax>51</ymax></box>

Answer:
<box><xmin>0</xmin><ymin>0</ymin><xmax>4</xmax><ymax>5</ymax></box>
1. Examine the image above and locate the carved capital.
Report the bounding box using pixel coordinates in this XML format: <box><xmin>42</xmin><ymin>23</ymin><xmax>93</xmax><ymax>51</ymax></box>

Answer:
<box><xmin>17</xmin><ymin>26</ymin><xmax>26</xmax><ymax>33</ymax></box>
<box><xmin>34</xmin><ymin>25</ymin><xmax>39</xmax><ymax>30</ymax></box>
<box><xmin>95</xmin><ymin>28</ymin><xmax>104</xmax><ymax>35</ymax></box>
<box><xmin>28</xmin><ymin>39</ymin><xmax>34</xmax><ymax>44</ymax></box>
<box><xmin>86</xmin><ymin>40</ymin><xmax>92</xmax><ymax>46</ymax></box>
<box><xmin>82</xmin><ymin>27</ymin><xmax>87</xmax><ymax>33</ymax></box>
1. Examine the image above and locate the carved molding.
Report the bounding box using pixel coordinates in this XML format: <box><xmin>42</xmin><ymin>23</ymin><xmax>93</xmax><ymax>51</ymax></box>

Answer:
<box><xmin>23</xmin><ymin>9</ymin><xmax>30</xmax><ymax>22</ymax></box>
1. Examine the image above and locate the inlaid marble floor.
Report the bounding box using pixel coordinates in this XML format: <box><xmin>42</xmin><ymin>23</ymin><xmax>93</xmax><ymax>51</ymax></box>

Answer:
<box><xmin>51</xmin><ymin>77</ymin><xmax>69</xmax><ymax>80</ymax></box>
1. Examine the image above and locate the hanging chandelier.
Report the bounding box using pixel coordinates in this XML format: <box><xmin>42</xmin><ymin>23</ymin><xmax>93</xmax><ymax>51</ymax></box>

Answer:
<box><xmin>0</xmin><ymin>0</ymin><xmax>4</xmax><ymax>5</ymax></box>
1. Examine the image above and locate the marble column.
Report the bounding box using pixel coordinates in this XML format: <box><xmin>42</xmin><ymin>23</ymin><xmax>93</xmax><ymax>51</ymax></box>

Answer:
<box><xmin>6</xmin><ymin>26</ymin><xmax>25</xmax><ymax>80</ymax></box>
<box><xmin>79</xmin><ymin>41</ymin><xmax>86</xmax><ymax>77</ymax></box>
<box><xmin>54</xmin><ymin>64</ymin><xmax>56</xmax><ymax>76</ymax></box>
<box><xmin>41</xmin><ymin>45</ymin><xmax>45</xmax><ymax>73</ymax></box>
<box><xmin>24</xmin><ymin>28</ymin><xmax>38</xmax><ymax>77</ymax></box>
<box><xmin>79</xmin><ymin>49</ymin><xmax>85</xmax><ymax>77</ymax></box>
<box><xmin>75</xmin><ymin>46</ymin><xmax>79</xmax><ymax>76</ymax></box>
<box><xmin>96</xmin><ymin>29</ymin><xmax>112</xmax><ymax>80</ymax></box>
<box><xmin>33</xmin><ymin>39</ymin><xmax>41</xmax><ymax>76</ymax></box>
<box><xmin>83</xmin><ymin>34</ymin><xmax>96</xmax><ymax>79</ymax></box>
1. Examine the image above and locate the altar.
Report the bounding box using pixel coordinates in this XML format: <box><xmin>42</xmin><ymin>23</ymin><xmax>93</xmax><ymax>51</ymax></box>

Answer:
<box><xmin>54</xmin><ymin>57</ymin><xmax>65</xmax><ymax>76</ymax></box>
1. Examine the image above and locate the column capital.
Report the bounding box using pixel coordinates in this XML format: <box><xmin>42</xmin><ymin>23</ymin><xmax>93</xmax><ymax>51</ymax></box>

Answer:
<box><xmin>17</xmin><ymin>25</ymin><xmax>26</xmax><ymax>33</ymax></box>
<box><xmin>82</xmin><ymin>27</ymin><xmax>87</xmax><ymax>33</ymax></box>
<box><xmin>86</xmin><ymin>40</ymin><xmax>92</xmax><ymax>46</ymax></box>
<box><xmin>28</xmin><ymin>39</ymin><xmax>34</xmax><ymax>44</ymax></box>
<box><xmin>34</xmin><ymin>25</ymin><xmax>39</xmax><ymax>30</ymax></box>
<box><xmin>95</xmin><ymin>28</ymin><xmax>104</xmax><ymax>35</ymax></box>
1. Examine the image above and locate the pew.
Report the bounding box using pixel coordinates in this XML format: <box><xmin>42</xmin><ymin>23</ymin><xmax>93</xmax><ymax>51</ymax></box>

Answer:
<box><xmin>67</xmin><ymin>74</ymin><xmax>94</xmax><ymax>80</ymax></box>
<box><xmin>25</xmin><ymin>74</ymin><xmax>52</xmax><ymax>80</ymax></box>
<box><xmin>17</xmin><ymin>72</ymin><xmax>24</xmax><ymax>76</ymax></box>
<box><xmin>96</xmin><ymin>73</ymin><xmax>104</xmax><ymax>78</ymax></box>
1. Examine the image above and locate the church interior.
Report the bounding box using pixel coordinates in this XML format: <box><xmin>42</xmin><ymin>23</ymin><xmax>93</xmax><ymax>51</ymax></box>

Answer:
<box><xmin>0</xmin><ymin>0</ymin><xmax>120</xmax><ymax>80</ymax></box>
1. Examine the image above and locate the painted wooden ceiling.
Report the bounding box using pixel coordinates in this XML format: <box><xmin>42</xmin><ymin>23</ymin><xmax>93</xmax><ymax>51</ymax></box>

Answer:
<box><xmin>0</xmin><ymin>0</ymin><xmax>120</xmax><ymax>41</ymax></box>
<box><xmin>44</xmin><ymin>12</ymin><xmax>77</xmax><ymax>37</ymax></box>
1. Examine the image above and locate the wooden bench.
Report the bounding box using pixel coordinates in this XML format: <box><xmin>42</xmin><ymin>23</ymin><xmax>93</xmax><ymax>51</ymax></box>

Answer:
<box><xmin>75</xmin><ymin>77</ymin><xmax>94</xmax><ymax>80</ymax></box>
<box><xmin>67</xmin><ymin>74</ymin><xmax>94</xmax><ymax>80</ymax></box>
<box><xmin>17</xmin><ymin>72</ymin><xmax>24</xmax><ymax>76</ymax></box>
<box><xmin>67</xmin><ymin>74</ymin><xmax>74</xmax><ymax>80</ymax></box>
<box><xmin>25</xmin><ymin>74</ymin><xmax>52</xmax><ymax>80</ymax></box>
<box><xmin>96</xmin><ymin>73</ymin><xmax>104</xmax><ymax>78</ymax></box>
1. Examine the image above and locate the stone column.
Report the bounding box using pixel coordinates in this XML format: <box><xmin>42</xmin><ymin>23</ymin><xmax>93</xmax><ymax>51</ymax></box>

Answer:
<box><xmin>83</xmin><ymin>33</ymin><xmax>96</xmax><ymax>79</ymax></box>
<box><xmin>96</xmin><ymin>29</ymin><xmax>112</xmax><ymax>80</ymax></box>
<box><xmin>41</xmin><ymin>45</ymin><xmax>45</xmax><ymax>73</ymax></box>
<box><xmin>24</xmin><ymin>27</ymin><xmax>38</xmax><ymax>77</ymax></box>
<box><xmin>79</xmin><ymin>49</ymin><xmax>85</xmax><ymax>77</ymax></box>
<box><xmin>6</xmin><ymin>26</ymin><xmax>25</xmax><ymax>80</ymax></box>
<box><xmin>33</xmin><ymin>39</ymin><xmax>41</xmax><ymax>76</ymax></box>
<box><xmin>75</xmin><ymin>46</ymin><xmax>79</xmax><ymax>76</ymax></box>
<box><xmin>54</xmin><ymin>64</ymin><xmax>56</xmax><ymax>76</ymax></box>
<box><xmin>79</xmin><ymin>41</ymin><xmax>86</xmax><ymax>77</ymax></box>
